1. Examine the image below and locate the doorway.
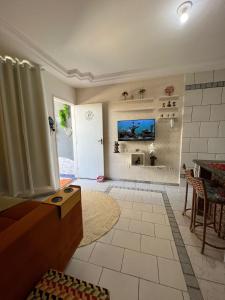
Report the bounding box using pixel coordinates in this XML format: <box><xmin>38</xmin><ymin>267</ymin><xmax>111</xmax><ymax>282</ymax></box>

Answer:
<box><xmin>53</xmin><ymin>97</ymin><xmax>76</xmax><ymax>182</ymax></box>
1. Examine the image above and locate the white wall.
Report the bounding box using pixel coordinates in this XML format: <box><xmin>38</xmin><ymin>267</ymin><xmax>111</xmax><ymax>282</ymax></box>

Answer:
<box><xmin>181</xmin><ymin>69</ymin><xmax>225</xmax><ymax>169</ymax></box>
<box><xmin>77</xmin><ymin>75</ymin><xmax>184</xmax><ymax>184</ymax></box>
<box><xmin>42</xmin><ymin>71</ymin><xmax>76</xmax><ymax>114</ymax></box>
<box><xmin>42</xmin><ymin>71</ymin><xmax>76</xmax><ymax>188</ymax></box>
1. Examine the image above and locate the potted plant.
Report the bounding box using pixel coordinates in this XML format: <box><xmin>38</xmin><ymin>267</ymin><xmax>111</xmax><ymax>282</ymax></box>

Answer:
<box><xmin>138</xmin><ymin>88</ymin><xmax>146</xmax><ymax>99</ymax></box>
<box><xmin>150</xmin><ymin>153</ymin><xmax>157</xmax><ymax>166</ymax></box>
<box><xmin>58</xmin><ymin>104</ymin><xmax>70</xmax><ymax>128</ymax></box>
<box><xmin>122</xmin><ymin>91</ymin><xmax>128</xmax><ymax>100</ymax></box>
<box><xmin>149</xmin><ymin>143</ymin><xmax>157</xmax><ymax>166</ymax></box>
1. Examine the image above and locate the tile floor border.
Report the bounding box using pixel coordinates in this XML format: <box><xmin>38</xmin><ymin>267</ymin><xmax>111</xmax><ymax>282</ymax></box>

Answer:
<box><xmin>106</xmin><ymin>178</ymin><xmax>179</xmax><ymax>186</ymax></box>
<box><xmin>105</xmin><ymin>185</ymin><xmax>204</xmax><ymax>300</ymax></box>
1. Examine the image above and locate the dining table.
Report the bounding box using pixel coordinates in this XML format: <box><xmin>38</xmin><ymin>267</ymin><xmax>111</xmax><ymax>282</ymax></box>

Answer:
<box><xmin>193</xmin><ymin>159</ymin><xmax>225</xmax><ymax>185</ymax></box>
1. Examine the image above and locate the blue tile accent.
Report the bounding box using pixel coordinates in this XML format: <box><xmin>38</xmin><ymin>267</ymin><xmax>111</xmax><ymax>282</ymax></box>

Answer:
<box><xmin>185</xmin><ymin>80</ymin><xmax>225</xmax><ymax>90</ymax></box>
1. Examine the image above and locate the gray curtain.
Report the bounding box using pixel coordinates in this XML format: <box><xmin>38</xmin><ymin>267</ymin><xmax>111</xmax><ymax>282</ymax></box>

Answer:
<box><xmin>0</xmin><ymin>57</ymin><xmax>55</xmax><ymax>197</ymax></box>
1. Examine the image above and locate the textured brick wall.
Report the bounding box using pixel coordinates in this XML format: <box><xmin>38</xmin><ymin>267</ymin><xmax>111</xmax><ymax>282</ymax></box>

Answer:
<box><xmin>182</xmin><ymin>69</ymin><xmax>225</xmax><ymax>169</ymax></box>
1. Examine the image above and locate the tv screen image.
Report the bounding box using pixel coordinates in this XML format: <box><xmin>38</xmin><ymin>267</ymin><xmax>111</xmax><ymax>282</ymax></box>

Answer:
<box><xmin>118</xmin><ymin>119</ymin><xmax>155</xmax><ymax>141</ymax></box>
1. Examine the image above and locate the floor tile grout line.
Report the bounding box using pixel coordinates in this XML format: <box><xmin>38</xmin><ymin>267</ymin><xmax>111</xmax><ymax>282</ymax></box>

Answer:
<box><xmin>137</xmin><ymin>278</ymin><xmax>140</xmax><ymax>300</ymax></box>
<box><xmin>97</xmin><ymin>267</ymin><xmax>104</xmax><ymax>285</ymax></box>
<box><xmin>107</xmin><ymin>185</ymin><xmax>204</xmax><ymax>299</ymax></box>
<box><xmin>162</xmin><ymin>191</ymin><xmax>204</xmax><ymax>300</ymax></box>
<box><xmin>73</xmin><ymin>251</ymin><xmax>225</xmax><ymax>289</ymax></box>
<box><xmin>97</xmin><ymin>237</ymin><xmax>183</xmax><ymax>262</ymax></box>
<box><xmin>192</xmin><ymin>276</ymin><xmax>225</xmax><ymax>287</ymax></box>
<box><xmin>70</xmin><ymin>255</ymin><xmax>188</xmax><ymax>293</ymax></box>
<box><xmin>120</xmin><ymin>248</ymin><xmax>126</xmax><ymax>272</ymax></box>
<box><xmin>87</xmin><ymin>242</ymin><xmax>97</xmax><ymax>262</ymax></box>
<box><xmin>94</xmin><ymin>265</ymin><xmax>188</xmax><ymax>293</ymax></box>
<box><xmin>155</xmin><ymin>254</ymin><xmax>160</xmax><ymax>283</ymax></box>
<box><xmin>77</xmin><ymin>182</ymin><xmax>224</xmax><ymax>293</ymax></box>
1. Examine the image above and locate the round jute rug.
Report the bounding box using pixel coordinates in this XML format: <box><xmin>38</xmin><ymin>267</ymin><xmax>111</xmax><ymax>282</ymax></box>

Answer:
<box><xmin>79</xmin><ymin>191</ymin><xmax>120</xmax><ymax>247</ymax></box>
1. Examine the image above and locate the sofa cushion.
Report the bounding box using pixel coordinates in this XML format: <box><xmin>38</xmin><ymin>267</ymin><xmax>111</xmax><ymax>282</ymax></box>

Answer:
<box><xmin>0</xmin><ymin>201</ymin><xmax>40</xmax><ymax>220</ymax></box>
<box><xmin>0</xmin><ymin>217</ymin><xmax>16</xmax><ymax>232</ymax></box>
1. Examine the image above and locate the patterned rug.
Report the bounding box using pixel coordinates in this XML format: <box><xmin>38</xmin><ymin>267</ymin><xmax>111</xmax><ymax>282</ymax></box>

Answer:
<box><xmin>27</xmin><ymin>269</ymin><xmax>110</xmax><ymax>300</ymax></box>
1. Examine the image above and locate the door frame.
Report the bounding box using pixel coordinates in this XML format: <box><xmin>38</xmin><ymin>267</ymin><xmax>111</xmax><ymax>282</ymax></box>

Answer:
<box><xmin>74</xmin><ymin>103</ymin><xmax>104</xmax><ymax>179</ymax></box>
<box><xmin>52</xmin><ymin>96</ymin><xmax>78</xmax><ymax>180</ymax></box>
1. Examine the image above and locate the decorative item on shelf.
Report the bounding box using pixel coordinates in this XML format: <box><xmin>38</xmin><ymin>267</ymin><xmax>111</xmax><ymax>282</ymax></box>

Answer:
<box><xmin>167</xmin><ymin>114</ymin><xmax>170</xmax><ymax>117</ymax></box>
<box><xmin>48</xmin><ymin>116</ymin><xmax>55</xmax><ymax>133</ymax></box>
<box><xmin>165</xmin><ymin>85</ymin><xmax>174</xmax><ymax>96</ymax></box>
<box><xmin>122</xmin><ymin>91</ymin><xmax>128</xmax><ymax>100</ymax></box>
<box><xmin>114</xmin><ymin>141</ymin><xmax>120</xmax><ymax>153</ymax></box>
<box><xmin>148</xmin><ymin>143</ymin><xmax>157</xmax><ymax>166</ymax></box>
<box><xmin>161</xmin><ymin>114</ymin><xmax>164</xmax><ymax>118</ymax></box>
<box><xmin>135</xmin><ymin>149</ymin><xmax>140</xmax><ymax>152</ymax></box>
<box><xmin>138</xmin><ymin>88</ymin><xmax>146</xmax><ymax>99</ymax></box>
<box><xmin>120</xmin><ymin>143</ymin><xmax>126</xmax><ymax>153</ymax></box>
<box><xmin>172</xmin><ymin>101</ymin><xmax>176</xmax><ymax>107</ymax></box>
<box><xmin>167</xmin><ymin>100</ymin><xmax>171</xmax><ymax>107</ymax></box>
<box><xmin>170</xmin><ymin>118</ymin><xmax>175</xmax><ymax>128</ymax></box>
<box><xmin>162</xmin><ymin>103</ymin><xmax>166</xmax><ymax>108</ymax></box>
<box><xmin>150</xmin><ymin>154</ymin><xmax>157</xmax><ymax>166</ymax></box>
<box><xmin>172</xmin><ymin>113</ymin><xmax>175</xmax><ymax>117</ymax></box>
<box><xmin>135</xmin><ymin>157</ymin><xmax>141</xmax><ymax>165</ymax></box>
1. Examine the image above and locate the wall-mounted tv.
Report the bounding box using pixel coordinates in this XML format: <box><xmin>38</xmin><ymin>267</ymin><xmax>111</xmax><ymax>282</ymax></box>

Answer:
<box><xmin>118</xmin><ymin>119</ymin><xmax>155</xmax><ymax>141</ymax></box>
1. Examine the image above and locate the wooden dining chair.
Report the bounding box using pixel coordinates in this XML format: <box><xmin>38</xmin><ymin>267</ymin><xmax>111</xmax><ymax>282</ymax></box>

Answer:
<box><xmin>191</xmin><ymin>176</ymin><xmax>225</xmax><ymax>254</ymax></box>
<box><xmin>183</xmin><ymin>164</ymin><xmax>194</xmax><ymax>217</ymax></box>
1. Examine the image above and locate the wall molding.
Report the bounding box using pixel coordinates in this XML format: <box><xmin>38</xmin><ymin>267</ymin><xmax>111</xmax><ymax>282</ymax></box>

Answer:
<box><xmin>1</xmin><ymin>17</ymin><xmax>225</xmax><ymax>86</ymax></box>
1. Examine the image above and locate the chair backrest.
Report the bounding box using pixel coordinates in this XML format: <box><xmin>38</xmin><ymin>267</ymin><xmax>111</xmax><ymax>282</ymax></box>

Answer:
<box><xmin>184</xmin><ymin>169</ymin><xmax>194</xmax><ymax>185</ymax></box>
<box><xmin>191</xmin><ymin>177</ymin><xmax>207</xmax><ymax>199</ymax></box>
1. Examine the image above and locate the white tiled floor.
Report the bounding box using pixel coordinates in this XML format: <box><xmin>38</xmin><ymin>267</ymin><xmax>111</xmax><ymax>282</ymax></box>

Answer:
<box><xmin>64</xmin><ymin>179</ymin><xmax>225</xmax><ymax>300</ymax></box>
<box><xmin>139</xmin><ymin>279</ymin><xmax>184</xmax><ymax>300</ymax></box>
<box><xmin>155</xmin><ymin>223</ymin><xmax>173</xmax><ymax>240</ymax></box>
<box><xmin>122</xmin><ymin>249</ymin><xmax>158</xmax><ymax>282</ymax></box>
<box><xmin>89</xmin><ymin>242</ymin><xmax>124</xmax><ymax>271</ymax></box>
<box><xmin>99</xmin><ymin>268</ymin><xmax>139</xmax><ymax>300</ymax></box>
<box><xmin>158</xmin><ymin>257</ymin><xmax>187</xmax><ymax>290</ymax></box>
<box><xmin>112</xmin><ymin>229</ymin><xmax>141</xmax><ymax>251</ymax></box>
<box><xmin>141</xmin><ymin>235</ymin><xmax>174</xmax><ymax>259</ymax></box>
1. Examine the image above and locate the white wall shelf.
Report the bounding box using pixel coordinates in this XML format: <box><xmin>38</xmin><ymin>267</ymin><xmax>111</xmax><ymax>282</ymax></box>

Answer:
<box><xmin>141</xmin><ymin>165</ymin><xmax>166</xmax><ymax>168</ymax></box>
<box><xmin>158</xmin><ymin>107</ymin><xmax>179</xmax><ymax>111</ymax></box>
<box><xmin>158</xmin><ymin>95</ymin><xmax>179</xmax><ymax>101</ymax></box>
<box><xmin>115</xmin><ymin>97</ymin><xmax>154</xmax><ymax>103</ymax></box>
<box><xmin>113</xmin><ymin>107</ymin><xmax>154</xmax><ymax>112</ymax></box>
<box><xmin>158</xmin><ymin>117</ymin><xmax>177</xmax><ymax>120</ymax></box>
<box><xmin>130</xmin><ymin>164</ymin><xmax>166</xmax><ymax>168</ymax></box>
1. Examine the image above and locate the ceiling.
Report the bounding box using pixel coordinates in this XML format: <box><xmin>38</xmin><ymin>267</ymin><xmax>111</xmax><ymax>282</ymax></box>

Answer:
<box><xmin>0</xmin><ymin>0</ymin><xmax>225</xmax><ymax>87</ymax></box>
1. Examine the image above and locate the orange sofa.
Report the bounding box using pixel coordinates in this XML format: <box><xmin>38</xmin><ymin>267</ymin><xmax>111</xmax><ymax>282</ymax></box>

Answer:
<box><xmin>0</xmin><ymin>198</ymin><xmax>83</xmax><ymax>300</ymax></box>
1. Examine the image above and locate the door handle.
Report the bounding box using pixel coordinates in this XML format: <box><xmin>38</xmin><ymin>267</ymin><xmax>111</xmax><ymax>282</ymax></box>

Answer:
<box><xmin>98</xmin><ymin>138</ymin><xmax>103</xmax><ymax>144</ymax></box>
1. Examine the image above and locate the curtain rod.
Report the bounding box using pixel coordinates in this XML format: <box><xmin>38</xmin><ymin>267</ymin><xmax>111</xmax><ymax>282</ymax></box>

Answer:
<box><xmin>0</xmin><ymin>55</ymin><xmax>34</xmax><ymax>68</ymax></box>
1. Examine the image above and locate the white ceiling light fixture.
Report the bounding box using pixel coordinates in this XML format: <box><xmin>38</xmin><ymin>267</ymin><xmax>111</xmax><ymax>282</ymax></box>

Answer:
<box><xmin>177</xmin><ymin>1</ymin><xmax>193</xmax><ymax>24</ymax></box>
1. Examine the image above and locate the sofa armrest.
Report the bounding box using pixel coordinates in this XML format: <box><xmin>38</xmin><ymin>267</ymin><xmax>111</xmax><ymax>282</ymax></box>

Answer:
<box><xmin>0</xmin><ymin>201</ymin><xmax>83</xmax><ymax>300</ymax></box>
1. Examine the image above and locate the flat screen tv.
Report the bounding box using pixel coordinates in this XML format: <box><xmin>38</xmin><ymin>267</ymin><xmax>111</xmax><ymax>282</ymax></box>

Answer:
<box><xmin>118</xmin><ymin>119</ymin><xmax>155</xmax><ymax>141</ymax></box>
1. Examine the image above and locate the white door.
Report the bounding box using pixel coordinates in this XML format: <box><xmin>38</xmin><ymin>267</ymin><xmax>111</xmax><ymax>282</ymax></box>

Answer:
<box><xmin>74</xmin><ymin>103</ymin><xmax>104</xmax><ymax>179</ymax></box>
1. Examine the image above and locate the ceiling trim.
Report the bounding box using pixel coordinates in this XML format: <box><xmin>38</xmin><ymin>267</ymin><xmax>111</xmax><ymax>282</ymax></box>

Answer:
<box><xmin>0</xmin><ymin>18</ymin><xmax>94</xmax><ymax>81</ymax></box>
<box><xmin>1</xmin><ymin>17</ymin><xmax>225</xmax><ymax>86</ymax></box>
